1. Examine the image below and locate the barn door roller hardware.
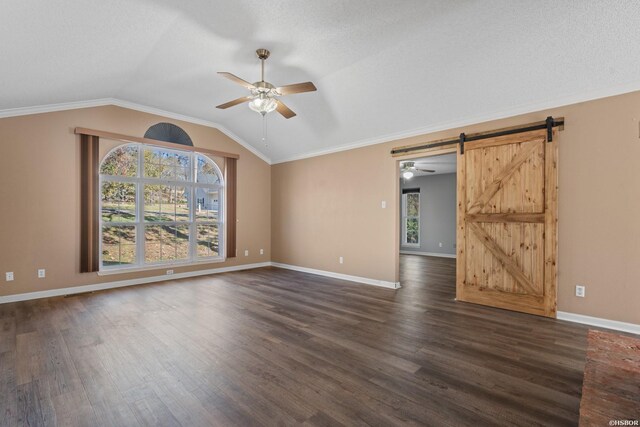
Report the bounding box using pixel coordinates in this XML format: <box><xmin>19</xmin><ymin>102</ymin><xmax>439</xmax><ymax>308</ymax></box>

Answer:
<box><xmin>391</xmin><ymin>116</ymin><xmax>564</xmax><ymax>156</ymax></box>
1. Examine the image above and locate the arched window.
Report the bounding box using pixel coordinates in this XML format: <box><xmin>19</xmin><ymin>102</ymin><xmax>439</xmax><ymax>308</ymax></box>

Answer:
<box><xmin>99</xmin><ymin>143</ymin><xmax>224</xmax><ymax>270</ymax></box>
<box><xmin>143</xmin><ymin>123</ymin><xmax>194</xmax><ymax>146</ymax></box>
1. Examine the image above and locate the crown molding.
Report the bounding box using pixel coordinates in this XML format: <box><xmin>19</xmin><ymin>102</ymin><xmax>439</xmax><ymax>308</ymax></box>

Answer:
<box><xmin>0</xmin><ymin>98</ymin><xmax>272</xmax><ymax>165</ymax></box>
<box><xmin>270</xmin><ymin>81</ymin><xmax>640</xmax><ymax>164</ymax></box>
<box><xmin>3</xmin><ymin>80</ymin><xmax>640</xmax><ymax>166</ymax></box>
<box><xmin>0</xmin><ymin>98</ymin><xmax>116</xmax><ymax>118</ymax></box>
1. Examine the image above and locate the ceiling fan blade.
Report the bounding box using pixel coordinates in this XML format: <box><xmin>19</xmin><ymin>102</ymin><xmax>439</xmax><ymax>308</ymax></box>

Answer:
<box><xmin>415</xmin><ymin>168</ymin><xmax>436</xmax><ymax>173</ymax></box>
<box><xmin>217</xmin><ymin>72</ymin><xmax>256</xmax><ymax>89</ymax></box>
<box><xmin>216</xmin><ymin>96</ymin><xmax>253</xmax><ymax>109</ymax></box>
<box><xmin>276</xmin><ymin>82</ymin><xmax>317</xmax><ymax>96</ymax></box>
<box><xmin>275</xmin><ymin>100</ymin><xmax>296</xmax><ymax>119</ymax></box>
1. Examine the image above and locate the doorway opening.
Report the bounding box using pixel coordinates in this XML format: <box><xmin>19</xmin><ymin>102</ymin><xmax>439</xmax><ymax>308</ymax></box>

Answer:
<box><xmin>394</xmin><ymin>126</ymin><xmax>558</xmax><ymax>318</ymax></box>
<box><xmin>398</xmin><ymin>151</ymin><xmax>457</xmax><ymax>296</ymax></box>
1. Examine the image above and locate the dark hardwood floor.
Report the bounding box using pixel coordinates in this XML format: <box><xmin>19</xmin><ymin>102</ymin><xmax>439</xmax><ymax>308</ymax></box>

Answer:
<box><xmin>0</xmin><ymin>255</ymin><xmax>590</xmax><ymax>426</ymax></box>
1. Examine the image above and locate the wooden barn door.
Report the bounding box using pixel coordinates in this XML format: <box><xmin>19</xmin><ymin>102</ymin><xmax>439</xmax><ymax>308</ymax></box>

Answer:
<box><xmin>456</xmin><ymin>129</ymin><xmax>558</xmax><ymax>317</ymax></box>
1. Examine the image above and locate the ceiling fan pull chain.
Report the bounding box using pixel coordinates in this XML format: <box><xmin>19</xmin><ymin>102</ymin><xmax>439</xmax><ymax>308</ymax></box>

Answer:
<box><xmin>262</xmin><ymin>114</ymin><xmax>268</xmax><ymax>148</ymax></box>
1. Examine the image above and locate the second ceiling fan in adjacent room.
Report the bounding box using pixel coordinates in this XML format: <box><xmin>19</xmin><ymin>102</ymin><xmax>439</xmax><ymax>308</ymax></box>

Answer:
<box><xmin>401</xmin><ymin>161</ymin><xmax>435</xmax><ymax>179</ymax></box>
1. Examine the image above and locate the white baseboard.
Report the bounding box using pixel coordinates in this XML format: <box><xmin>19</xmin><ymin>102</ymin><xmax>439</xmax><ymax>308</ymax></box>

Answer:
<box><xmin>271</xmin><ymin>262</ymin><xmax>401</xmax><ymax>290</ymax></box>
<box><xmin>400</xmin><ymin>250</ymin><xmax>457</xmax><ymax>259</ymax></box>
<box><xmin>557</xmin><ymin>311</ymin><xmax>640</xmax><ymax>335</ymax></box>
<box><xmin>3</xmin><ymin>263</ymin><xmax>637</xmax><ymax>335</ymax></box>
<box><xmin>0</xmin><ymin>262</ymin><xmax>272</xmax><ymax>304</ymax></box>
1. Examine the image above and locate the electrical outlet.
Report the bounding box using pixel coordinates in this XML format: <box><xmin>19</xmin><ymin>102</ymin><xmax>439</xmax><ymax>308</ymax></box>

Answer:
<box><xmin>166</xmin><ymin>269</ymin><xmax>174</xmax><ymax>275</ymax></box>
<box><xmin>575</xmin><ymin>285</ymin><xmax>585</xmax><ymax>298</ymax></box>
<box><xmin>339</xmin><ymin>256</ymin><xmax>344</xmax><ymax>264</ymax></box>
<box><xmin>37</xmin><ymin>269</ymin><xmax>46</xmax><ymax>278</ymax></box>
<box><xmin>439</xmin><ymin>242</ymin><xmax>443</xmax><ymax>248</ymax></box>
<box><xmin>381</xmin><ymin>200</ymin><xmax>387</xmax><ymax>209</ymax></box>
<box><xmin>260</xmin><ymin>249</ymin><xmax>264</xmax><ymax>255</ymax></box>
<box><xmin>5</xmin><ymin>272</ymin><xmax>14</xmax><ymax>281</ymax></box>
<box><xmin>244</xmin><ymin>250</ymin><xmax>249</xmax><ymax>256</ymax></box>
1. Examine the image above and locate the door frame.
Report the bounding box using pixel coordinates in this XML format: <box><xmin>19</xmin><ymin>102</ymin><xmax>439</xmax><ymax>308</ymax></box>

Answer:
<box><xmin>395</xmin><ymin>145</ymin><xmax>459</xmax><ymax>286</ymax></box>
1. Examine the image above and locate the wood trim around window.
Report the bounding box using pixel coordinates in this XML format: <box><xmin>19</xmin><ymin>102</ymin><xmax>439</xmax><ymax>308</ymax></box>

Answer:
<box><xmin>74</xmin><ymin>127</ymin><xmax>240</xmax><ymax>159</ymax></box>
<box><xmin>225</xmin><ymin>157</ymin><xmax>237</xmax><ymax>258</ymax></box>
<box><xmin>80</xmin><ymin>134</ymin><xmax>100</xmax><ymax>273</ymax></box>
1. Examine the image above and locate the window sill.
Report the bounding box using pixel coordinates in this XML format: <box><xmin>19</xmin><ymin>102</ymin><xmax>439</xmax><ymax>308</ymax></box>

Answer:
<box><xmin>97</xmin><ymin>257</ymin><xmax>226</xmax><ymax>276</ymax></box>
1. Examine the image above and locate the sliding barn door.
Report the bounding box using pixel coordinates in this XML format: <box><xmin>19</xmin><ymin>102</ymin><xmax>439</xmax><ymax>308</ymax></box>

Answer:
<box><xmin>456</xmin><ymin>129</ymin><xmax>558</xmax><ymax>317</ymax></box>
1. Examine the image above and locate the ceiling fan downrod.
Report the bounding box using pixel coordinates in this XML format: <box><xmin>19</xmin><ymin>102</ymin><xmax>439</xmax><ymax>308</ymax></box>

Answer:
<box><xmin>256</xmin><ymin>49</ymin><xmax>270</xmax><ymax>82</ymax></box>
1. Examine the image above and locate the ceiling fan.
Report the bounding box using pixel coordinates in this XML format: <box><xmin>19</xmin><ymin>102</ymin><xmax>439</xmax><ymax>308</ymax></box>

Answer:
<box><xmin>401</xmin><ymin>161</ymin><xmax>435</xmax><ymax>179</ymax></box>
<box><xmin>216</xmin><ymin>48</ymin><xmax>317</xmax><ymax>119</ymax></box>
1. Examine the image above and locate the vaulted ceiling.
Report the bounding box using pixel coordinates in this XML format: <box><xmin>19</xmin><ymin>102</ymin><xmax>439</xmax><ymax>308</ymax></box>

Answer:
<box><xmin>2</xmin><ymin>1</ymin><xmax>640</xmax><ymax>163</ymax></box>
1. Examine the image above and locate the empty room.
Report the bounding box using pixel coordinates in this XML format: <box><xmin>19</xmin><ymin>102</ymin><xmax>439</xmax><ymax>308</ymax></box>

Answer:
<box><xmin>0</xmin><ymin>1</ymin><xmax>639</xmax><ymax>426</ymax></box>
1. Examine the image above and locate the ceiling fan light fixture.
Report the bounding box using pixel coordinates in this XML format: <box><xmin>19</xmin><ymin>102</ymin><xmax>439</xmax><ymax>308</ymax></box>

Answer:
<box><xmin>248</xmin><ymin>93</ymin><xmax>278</xmax><ymax>116</ymax></box>
<box><xmin>217</xmin><ymin>48</ymin><xmax>316</xmax><ymax>119</ymax></box>
<box><xmin>403</xmin><ymin>170</ymin><xmax>414</xmax><ymax>179</ymax></box>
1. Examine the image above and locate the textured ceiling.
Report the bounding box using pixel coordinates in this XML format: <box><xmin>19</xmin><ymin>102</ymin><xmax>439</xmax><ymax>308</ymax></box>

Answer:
<box><xmin>2</xmin><ymin>0</ymin><xmax>640</xmax><ymax>163</ymax></box>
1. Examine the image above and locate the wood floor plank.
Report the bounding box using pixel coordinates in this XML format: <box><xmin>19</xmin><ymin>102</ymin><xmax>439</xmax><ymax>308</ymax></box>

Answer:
<box><xmin>0</xmin><ymin>351</ymin><xmax>18</xmax><ymax>427</ymax></box>
<box><xmin>16</xmin><ymin>380</ymin><xmax>57</xmax><ymax>427</ymax></box>
<box><xmin>0</xmin><ymin>255</ymin><xmax>595</xmax><ymax>426</ymax></box>
<box><xmin>126</xmin><ymin>387</ymin><xmax>182</xmax><ymax>427</ymax></box>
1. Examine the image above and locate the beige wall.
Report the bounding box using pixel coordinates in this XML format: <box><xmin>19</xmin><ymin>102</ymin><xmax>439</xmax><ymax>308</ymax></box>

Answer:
<box><xmin>0</xmin><ymin>105</ymin><xmax>271</xmax><ymax>297</ymax></box>
<box><xmin>272</xmin><ymin>91</ymin><xmax>640</xmax><ymax>325</ymax></box>
<box><xmin>2</xmin><ymin>94</ymin><xmax>639</xmax><ymax>325</ymax></box>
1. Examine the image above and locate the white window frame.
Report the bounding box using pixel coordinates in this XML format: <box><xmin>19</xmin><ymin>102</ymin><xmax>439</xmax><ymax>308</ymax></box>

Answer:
<box><xmin>99</xmin><ymin>142</ymin><xmax>225</xmax><ymax>273</ymax></box>
<box><xmin>402</xmin><ymin>191</ymin><xmax>420</xmax><ymax>247</ymax></box>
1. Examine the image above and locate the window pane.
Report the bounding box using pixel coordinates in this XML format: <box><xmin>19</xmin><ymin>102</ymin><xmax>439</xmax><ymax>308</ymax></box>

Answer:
<box><xmin>143</xmin><ymin>148</ymin><xmax>164</xmax><ymax>179</ymax></box>
<box><xmin>174</xmin><ymin>225</ymin><xmax>190</xmax><ymax>260</ymax></box>
<box><xmin>196</xmin><ymin>155</ymin><xmax>221</xmax><ymax>185</ymax></box>
<box><xmin>145</xmin><ymin>225</ymin><xmax>190</xmax><ymax>263</ymax></box>
<box><xmin>405</xmin><ymin>218</ymin><xmax>419</xmax><ymax>244</ymax></box>
<box><xmin>195</xmin><ymin>188</ymin><xmax>220</xmax><ymax>221</ymax></box>
<box><xmin>101</xmin><ymin>182</ymin><xmax>136</xmax><ymax>222</ymax></box>
<box><xmin>144</xmin><ymin>185</ymin><xmax>172</xmax><ymax>221</ymax></box>
<box><xmin>406</xmin><ymin>193</ymin><xmax>420</xmax><ymax>217</ymax></box>
<box><xmin>102</xmin><ymin>225</ymin><xmax>136</xmax><ymax>266</ymax></box>
<box><xmin>197</xmin><ymin>224</ymin><xmax>219</xmax><ymax>258</ymax></box>
<box><xmin>175</xmin><ymin>187</ymin><xmax>189</xmax><ymax>222</ymax></box>
<box><xmin>144</xmin><ymin>185</ymin><xmax>189</xmax><ymax>222</ymax></box>
<box><xmin>100</xmin><ymin>145</ymin><xmax>138</xmax><ymax>177</ymax></box>
<box><xmin>144</xmin><ymin>148</ymin><xmax>190</xmax><ymax>181</ymax></box>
